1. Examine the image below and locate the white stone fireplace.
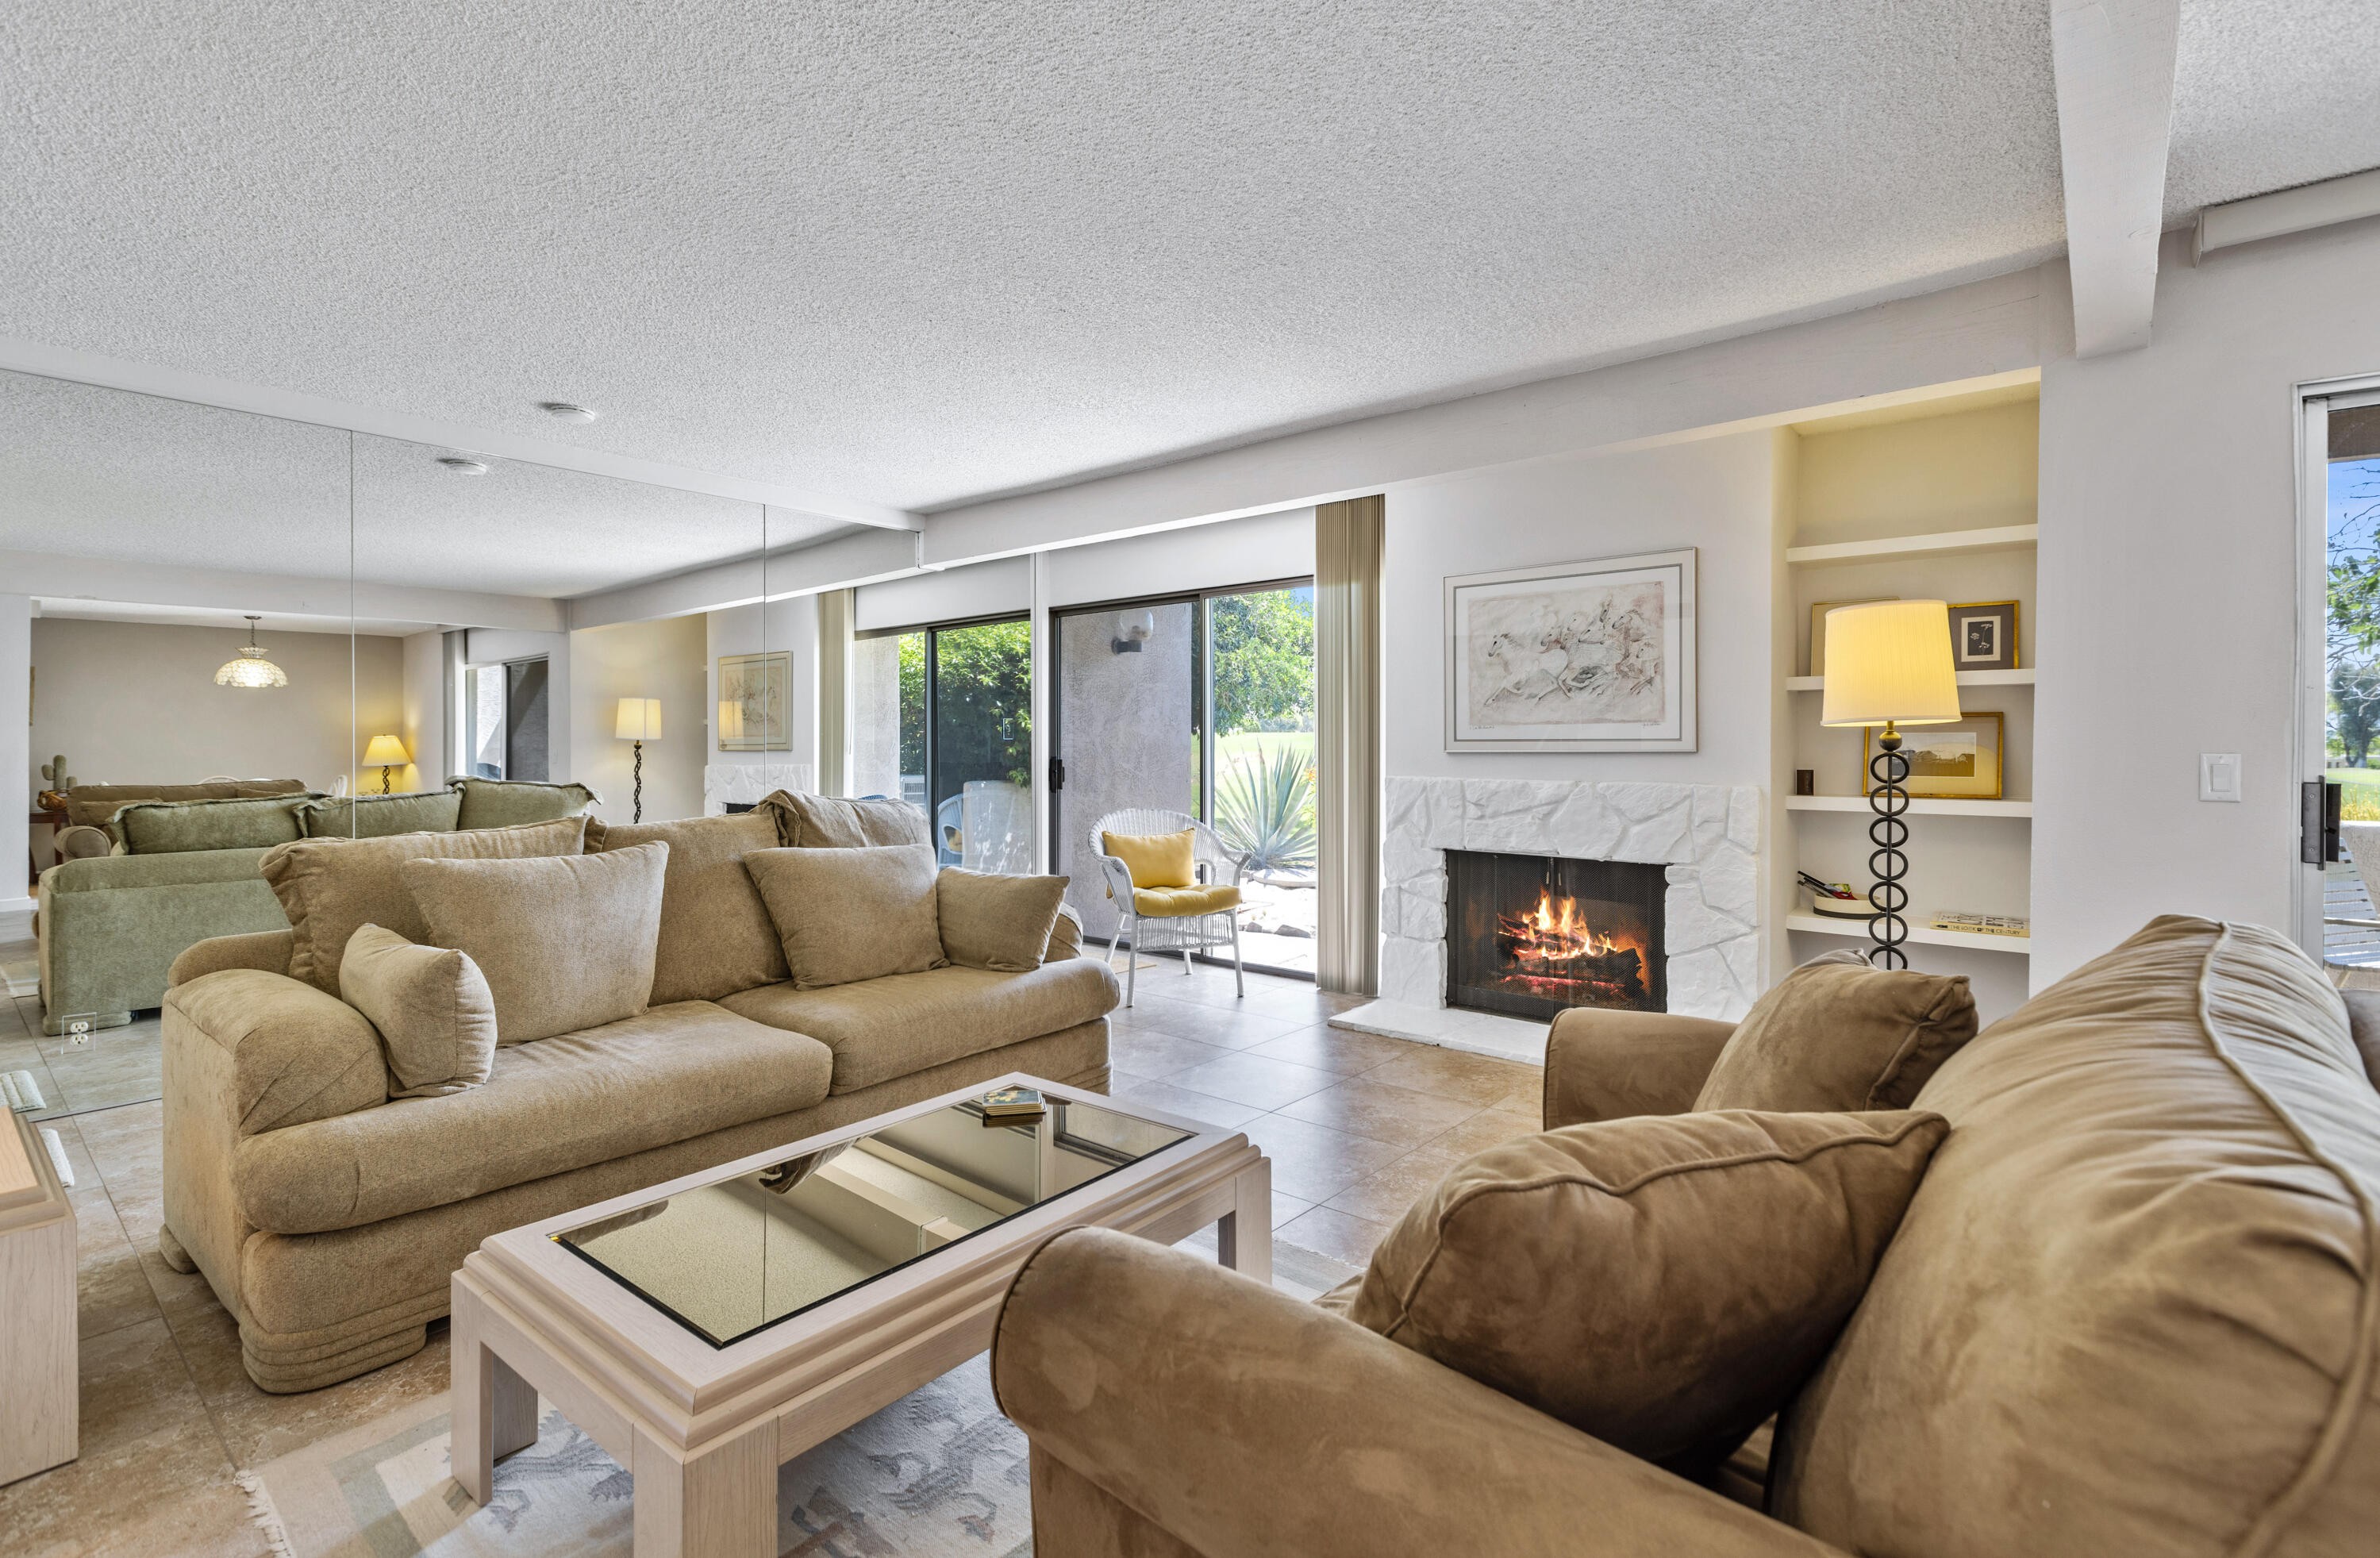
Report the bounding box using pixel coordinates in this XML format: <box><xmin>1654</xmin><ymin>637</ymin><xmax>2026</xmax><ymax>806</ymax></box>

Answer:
<box><xmin>1332</xmin><ymin>775</ymin><xmax>1762</xmax><ymax>1063</ymax></box>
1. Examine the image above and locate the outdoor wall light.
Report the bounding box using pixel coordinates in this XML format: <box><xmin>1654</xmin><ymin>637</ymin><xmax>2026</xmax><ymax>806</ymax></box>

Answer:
<box><xmin>1112</xmin><ymin>610</ymin><xmax>1155</xmax><ymax>654</ymax></box>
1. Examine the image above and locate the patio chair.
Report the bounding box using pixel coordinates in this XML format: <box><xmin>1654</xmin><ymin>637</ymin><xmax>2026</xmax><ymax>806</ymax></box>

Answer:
<box><xmin>1087</xmin><ymin>808</ymin><xmax>1248</xmax><ymax>1006</ymax></box>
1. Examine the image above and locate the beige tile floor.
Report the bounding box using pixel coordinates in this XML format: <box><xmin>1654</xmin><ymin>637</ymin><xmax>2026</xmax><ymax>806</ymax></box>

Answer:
<box><xmin>0</xmin><ymin>955</ymin><xmax>1541</xmax><ymax>1556</ymax></box>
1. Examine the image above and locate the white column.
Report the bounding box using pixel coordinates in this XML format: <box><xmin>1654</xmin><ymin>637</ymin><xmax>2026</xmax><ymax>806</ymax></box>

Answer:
<box><xmin>2</xmin><ymin>595</ymin><xmax>32</xmax><ymax>913</ymax></box>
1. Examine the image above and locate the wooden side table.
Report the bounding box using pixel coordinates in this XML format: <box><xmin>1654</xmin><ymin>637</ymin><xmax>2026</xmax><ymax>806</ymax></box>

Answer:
<box><xmin>0</xmin><ymin>1111</ymin><xmax>76</xmax><ymax>1486</ymax></box>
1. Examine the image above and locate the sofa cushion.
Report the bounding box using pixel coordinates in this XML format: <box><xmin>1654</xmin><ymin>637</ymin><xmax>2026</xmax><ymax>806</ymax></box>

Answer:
<box><xmin>938</xmin><ymin>868</ymin><xmax>1067</xmax><ymax>971</ymax></box>
<box><xmin>66</xmin><ymin>779</ymin><xmax>309</xmax><ymax>835</ymax></box>
<box><xmin>745</xmin><ymin>843</ymin><xmax>945</xmax><ymax>989</ymax></box>
<box><xmin>298</xmin><ymin>791</ymin><xmax>462</xmax><ymax>839</ymax></box>
<box><xmin>757</xmin><ymin>788</ymin><xmax>929</xmax><ymax>848</ymax></box>
<box><xmin>260</xmin><ymin>815</ymin><xmax>588</xmax><ymax>996</ymax></box>
<box><xmin>1348</xmin><ymin>1110</ymin><xmax>1947</xmax><ymax>1475</ymax></box>
<box><xmin>447</xmin><ymin>776</ymin><xmax>597</xmax><ymax>830</ymax></box>
<box><xmin>1695</xmin><ymin>950</ymin><xmax>1977</xmax><ymax>1113</ymax></box>
<box><xmin>118</xmin><ymin>794</ymin><xmax>313</xmax><ymax>854</ymax></box>
<box><xmin>403</xmin><ymin>842</ymin><xmax>667</xmax><ymax>1045</ymax></box>
<box><xmin>720</xmin><ymin>959</ymin><xmax>1119</xmax><ymax>1092</ymax></box>
<box><xmin>233</xmin><ymin>1001</ymin><xmax>835</xmax><ymax>1235</ymax></box>
<box><xmin>1103</xmin><ymin>829</ymin><xmax>1195</xmax><ymax>889</ymax></box>
<box><xmin>1771</xmin><ymin>917</ymin><xmax>2380</xmax><ymax>1555</ymax></box>
<box><xmin>339</xmin><ymin>924</ymin><xmax>498</xmax><ymax>1098</ymax></box>
<box><xmin>586</xmin><ymin>813</ymin><xmax>788</xmax><ymax>1003</ymax></box>
<box><xmin>1132</xmin><ymin>883</ymin><xmax>1241</xmax><ymax>917</ymax></box>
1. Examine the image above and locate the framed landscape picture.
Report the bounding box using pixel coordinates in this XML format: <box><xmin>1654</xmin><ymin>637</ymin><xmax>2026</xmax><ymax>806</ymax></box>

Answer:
<box><xmin>1444</xmin><ymin>548</ymin><xmax>1697</xmax><ymax>752</ymax></box>
<box><xmin>717</xmin><ymin>651</ymin><xmax>793</xmax><ymax>752</ymax></box>
<box><xmin>1864</xmin><ymin>711</ymin><xmax>2005</xmax><ymax>799</ymax></box>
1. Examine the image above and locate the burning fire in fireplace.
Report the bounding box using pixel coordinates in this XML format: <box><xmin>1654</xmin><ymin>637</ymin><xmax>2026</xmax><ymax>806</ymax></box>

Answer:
<box><xmin>1494</xmin><ymin>888</ymin><xmax>1648</xmax><ymax>1003</ymax></box>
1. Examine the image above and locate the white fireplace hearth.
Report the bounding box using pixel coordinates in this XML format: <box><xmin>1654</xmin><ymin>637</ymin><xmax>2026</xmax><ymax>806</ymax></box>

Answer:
<box><xmin>1330</xmin><ymin>775</ymin><xmax>1761</xmax><ymax>1064</ymax></box>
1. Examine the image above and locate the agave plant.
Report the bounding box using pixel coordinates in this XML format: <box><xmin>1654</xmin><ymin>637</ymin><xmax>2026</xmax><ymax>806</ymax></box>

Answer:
<box><xmin>1214</xmin><ymin>745</ymin><xmax>1317</xmax><ymax>873</ymax></box>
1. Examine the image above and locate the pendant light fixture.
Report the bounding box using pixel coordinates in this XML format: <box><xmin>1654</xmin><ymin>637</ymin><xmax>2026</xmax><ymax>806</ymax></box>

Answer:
<box><xmin>214</xmin><ymin>616</ymin><xmax>290</xmax><ymax>689</ymax></box>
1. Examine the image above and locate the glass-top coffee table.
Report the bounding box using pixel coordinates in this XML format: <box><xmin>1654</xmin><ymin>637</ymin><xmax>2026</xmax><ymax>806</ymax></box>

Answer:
<box><xmin>451</xmin><ymin>1074</ymin><xmax>1271</xmax><ymax>1556</ymax></box>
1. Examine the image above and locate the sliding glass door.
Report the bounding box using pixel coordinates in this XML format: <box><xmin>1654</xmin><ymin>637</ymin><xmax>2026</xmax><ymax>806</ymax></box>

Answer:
<box><xmin>853</xmin><ymin>615</ymin><xmax>1032</xmax><ymax>871</ymax></box>
<box><xmin>1052</xmin><ymin>580</ymin><xmax>1316</xmax><ymax>975</ymax></box>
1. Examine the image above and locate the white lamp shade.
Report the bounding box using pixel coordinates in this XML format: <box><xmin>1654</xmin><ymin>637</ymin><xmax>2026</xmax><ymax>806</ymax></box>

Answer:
<box><xmin>362</xmin><ymin>733</ymin><xmax>409</xmax><ymax>766</ymax></box>
<box><xmin>1819</xmin><ymin>601</ymin><xmax>1962</xmax><ymax>727</ymax></box>
<box><xmin>615</xmin><ymin>698</ymin><xmax>662</xmax><ymax>741</ymax></box>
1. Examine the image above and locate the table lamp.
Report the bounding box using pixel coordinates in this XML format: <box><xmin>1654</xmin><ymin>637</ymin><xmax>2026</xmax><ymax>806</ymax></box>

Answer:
<box><xmin>1819</xmin><ymin>601</ymin><xmax>1960</xmax><ymax>967</ymax></box>
<box><xmin>362</xmin><ymin>734</ymin><xmax>409</xmax><ymax>794</ymax></box>
<box><xmin>616</xmin><ymin>698</ymin><xmax>661</xmax><ymax>822</ymax></box>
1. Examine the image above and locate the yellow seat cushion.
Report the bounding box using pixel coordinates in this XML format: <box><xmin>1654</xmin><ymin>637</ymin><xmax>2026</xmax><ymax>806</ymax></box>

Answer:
<box><xmin>1103</xmin><ymin>829</ymin><xmax>1195</xmax><ymax>889</ymax></box>
<box><xmin>1132</xmin><ymin>883</ymin><xmax>1241</xmax><ymax>917</ymax></box>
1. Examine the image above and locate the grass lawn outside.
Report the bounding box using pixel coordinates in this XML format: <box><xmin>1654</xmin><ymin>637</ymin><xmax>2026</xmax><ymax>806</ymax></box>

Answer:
<box><xmin>2328</xmin><ymin>768</ymin><xmax>2380</xmax><ymax>821</ymax></box>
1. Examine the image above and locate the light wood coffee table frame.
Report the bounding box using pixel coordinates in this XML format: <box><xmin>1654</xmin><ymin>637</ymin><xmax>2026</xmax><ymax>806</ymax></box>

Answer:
<box><xmin>452</xmin><ymin>1071</ymin><xmax>1270</xmax><ymax>1556</ymax></box>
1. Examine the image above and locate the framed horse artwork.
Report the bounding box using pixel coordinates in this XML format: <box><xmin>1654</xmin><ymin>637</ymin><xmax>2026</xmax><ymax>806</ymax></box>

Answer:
<box><xmin>1443</xmin><ymin>548</ymin><xmax>1697</xmax><ymax>752</ymax></box>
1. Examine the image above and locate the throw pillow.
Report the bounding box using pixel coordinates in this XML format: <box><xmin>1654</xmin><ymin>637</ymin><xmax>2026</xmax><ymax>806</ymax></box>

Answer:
<box><xmin>446</xmin><ymin>776</ymin><xmax>598</xmax><ymax>830</ymax></box>
<box><xmin>744</xmin><ymin>843</ymin><xmax>944</xmax><ymax>988</ymax></box>
<box><xmin>1694</xmin><ymin>952</ymin><xmax>1978</xmax><ymax>1113</ymax></box>
<box><xmin>298</xmin><ymin>790</ymin><xmax>463</xmax><ymax>839</ymax></box>
<box><xmin>117</xmin><ymin>794</ymin><xmax>313</xmax><ymax>854</ymax></box>
<box><xmin>338</xmin><ymin>923</ymin><xmax>498</xmax><ymax>1097</ymax></box>
<box><xmin>260</xmin><ymin>814</ymin><xmax>589</xmax><ymax>996</ymax></box>
<box><xmin>588</xmin><ymin>813</ymin><xmax>790</xmax><ymax>1003</ymax></box>
<box><xmin>1102</xmin><ymin>829</ymin><xmax>1194</xmax><ymax>889</ymax></box>
<box><xmin>937</xmin><ymin>869</ymin><xmax>1068</xmax><ymax>971</ymax></box>
<box><xmin>1348</xmin><ymin>1109</ymin><xmax>1950</xmax><ymax>1474</ymax></box>
<box><xmin>402</xmin><ymin>841</ymin><xmax>668</xmax><ymax>1046</ymax></box>
<box><xmin>757</xmin><ymin>788</ymin><xmax>930</xmax><ymax>848</ymax></box>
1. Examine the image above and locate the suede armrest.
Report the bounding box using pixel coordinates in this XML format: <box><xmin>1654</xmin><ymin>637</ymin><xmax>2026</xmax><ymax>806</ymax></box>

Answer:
<box><xmin>1044</xmin><ymin>902</ymin><xmax>1085</xmax><ymax>962</ymax></box>
<box><xmin>54</xmin><ymin>824</ymin><xmax>112</xmax><ymax>861</ymax></box>
<box><xmin>2341</xmin><ymin>989</ymin><xmax>2380</xmax><ymax>1090</ymax></box>
<box><xmin>992</xmin><ymin>1228</ymin><xmax>1847</xmax><ymax>1558</ymax></box>
<box><xmin>1542</xmin><ymin>1008</ymin><xmax>1738</xmax><ymax>1128</ymax></box>
<box><xmin>169</xmin><ymin>929</ymin><xmax>297</xmax><ymax>987</ymax></box>
<box><xmin>163</xmin><ymin>969</ymin><xmax>387</xmax><ymax>1135</ymax></box>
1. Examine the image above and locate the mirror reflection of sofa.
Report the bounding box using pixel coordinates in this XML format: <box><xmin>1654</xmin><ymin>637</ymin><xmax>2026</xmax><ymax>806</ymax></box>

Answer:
<box><xmin>34</xmin><ymin>777</ymin><xmax>594</xmax><ymax>1037</ymax></box>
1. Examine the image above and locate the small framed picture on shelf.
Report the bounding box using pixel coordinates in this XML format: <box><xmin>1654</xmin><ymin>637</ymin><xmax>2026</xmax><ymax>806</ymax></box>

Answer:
<box><xmin>1947</xmin><ymin>600</ymin><xmax>2020</xmax><ymax>671</ymax></box>
<box><xmin>1865</xmin><ymin>711</ymin><xmax>2005</xmax><ymax>800</ymax></box>
<box><xmin>1809</xmin><ymin>597</ymin><xmax>1897</xmax><ymax>676</ymax></box>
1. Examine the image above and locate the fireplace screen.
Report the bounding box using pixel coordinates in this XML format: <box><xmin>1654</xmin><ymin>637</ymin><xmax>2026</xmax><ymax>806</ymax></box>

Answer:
<box><xmin>1444</xmin><ymin>851</ymin><xmax>1667</xmax><ymax>1021</ymax></box>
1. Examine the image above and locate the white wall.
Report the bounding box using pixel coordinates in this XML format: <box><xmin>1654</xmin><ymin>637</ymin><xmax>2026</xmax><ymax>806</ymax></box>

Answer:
<box><xmin>29</xmin><ymin>617</ymin><xmax>402</xmax><ymax>797</ymax></box>
<box><xmin>567</xmin><ymin>615</ymin><xmax>709</xmax><ymax>825</ymax></box>
<box><xmin>2</xmin><ymin>594</ymin><xmax>29</xmax><ymax>908</ymax></box>
<box><xmin>1385</xmin><ymin>433</ymin><xmax>1778</xmax><ymax>787</ymax></box>
<box><xmin>398</xmin><ymin>629</ymin><xmax>445</xmax><ymax>794</ymax></box>
<box><xmin>1044</xmin><ymin>508</ymin><xmax>1317</xmax><ymax>607</ymax></box>
<box><xmin>857</xmin><ymin>557</ymin><xmax>1030</xmax><ymax>630</ymax></box>
<box><xmin>2032</xmin><ymin>220</ymin><xmax>2380</xmax><ymax>986</ymax></box>
<box><xmin>704</xmin><ymin>594</ymin><xmax>821</xmax><ymax>802</ymax></box>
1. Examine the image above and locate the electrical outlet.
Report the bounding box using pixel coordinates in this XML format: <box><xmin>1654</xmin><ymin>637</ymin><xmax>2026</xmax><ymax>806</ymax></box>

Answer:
<box><xmin>2200</xmin><ymin>754</ymin><xmax>2241</xmax><ymax>802</ymax></box>
<box><xmin>63</xmin><ymin>1014</ymin><xmax>97</xmax><ymax>1048</ymax></box>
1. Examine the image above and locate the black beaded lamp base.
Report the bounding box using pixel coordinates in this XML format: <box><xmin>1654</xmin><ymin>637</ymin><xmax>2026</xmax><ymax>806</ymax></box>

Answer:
<box><xmin>1867</xmin><ymin>729</ymin><xmax>1911</xmax><ymax>968</ymax></box>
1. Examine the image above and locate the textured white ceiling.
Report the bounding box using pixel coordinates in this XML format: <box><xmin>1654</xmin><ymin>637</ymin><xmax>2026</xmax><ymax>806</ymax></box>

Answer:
<box><xmin>0</xmin><ymin>1</ymin><xmax>2370</xmax><ymax>545</ymax></box>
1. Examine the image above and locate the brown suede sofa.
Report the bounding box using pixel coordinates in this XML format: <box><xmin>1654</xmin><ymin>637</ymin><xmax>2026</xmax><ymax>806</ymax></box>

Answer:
<box><xmin>993</xmin><ymin>916</ymin><xmax>2380</xmax><ymax>1556</ymax></box>
<box><xmin>160</xmin><ymin>798</ymin><xmax>1117</xmax><ymax>1392</ymax></box>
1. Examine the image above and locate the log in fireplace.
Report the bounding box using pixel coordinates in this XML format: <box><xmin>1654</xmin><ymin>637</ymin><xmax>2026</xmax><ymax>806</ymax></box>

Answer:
<box><xmin>1444</xmin><ymin>849</ymin><xmax>1667</xmax><ymax>1021</ymax></box>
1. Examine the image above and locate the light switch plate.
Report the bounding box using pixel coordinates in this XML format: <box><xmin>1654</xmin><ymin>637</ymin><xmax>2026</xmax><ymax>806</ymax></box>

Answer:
<box><xmin>2200</xmin><ymin>753</ymin><xmax>2242</xmax><ymax>802</ymax></box>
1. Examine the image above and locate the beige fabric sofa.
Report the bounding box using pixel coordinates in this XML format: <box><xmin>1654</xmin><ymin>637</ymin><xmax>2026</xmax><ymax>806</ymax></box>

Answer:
<box><xmin>160</xmin><ymin>808</ymin><xmax>1115</xmax><ymax>1392</ymax></box>
<box><xmin>994</xmin><ymin>915</ymin><xmax>2380</xmax><ymax>1556</ymax></box>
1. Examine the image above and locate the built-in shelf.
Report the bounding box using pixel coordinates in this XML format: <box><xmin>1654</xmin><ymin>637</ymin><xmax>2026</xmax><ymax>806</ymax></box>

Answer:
<box><xmin>1785</xmin><ymin>795</ymin><xmax>2033</xmax><ymax>817</ymax></box>
<box><xmin>1784</xmin><ymin>524</ymin><xmax>2039</xmax><ymax>564</ymax></box>
<box><xmin>1785</xmin><ymin>667</ymin><xmax>2036</xmax><ymax>691</ymax></box>
<box><xmin>1786</xmin><ymin>914</ymin><xmax>2032</xmax><ymax>954</ymax></box>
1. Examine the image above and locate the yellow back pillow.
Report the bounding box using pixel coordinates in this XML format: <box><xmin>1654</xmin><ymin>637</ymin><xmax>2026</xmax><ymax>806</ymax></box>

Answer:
<box><xmin>1102</xmin><ymin>828</ymin><xmax>1195</xmax><ymax>889</ymax></box>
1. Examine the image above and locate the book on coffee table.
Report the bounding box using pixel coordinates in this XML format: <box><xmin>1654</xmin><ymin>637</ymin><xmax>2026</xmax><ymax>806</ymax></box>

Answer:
<box><xmin>979</xmin><ymin>1086</ymin><xmax>1046</xmax><ymax>1119</ymax></box>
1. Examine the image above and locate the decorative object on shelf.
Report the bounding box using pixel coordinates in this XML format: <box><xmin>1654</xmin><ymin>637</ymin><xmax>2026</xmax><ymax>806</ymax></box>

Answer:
<box><xmin>1809</xmin><ymin>597</ymin><xmax>1897</xmax><ymax>675</ymax></box>
<box><xmin>1444</xmin><ymin>548</ymin><xmax>1697</xmax><ymax>752</ymax></box>
<box><xmin>717</xmin><ymin>652</ymin><xmax>792</xmax><ymax>752</ymax></box>
<box><xmin>1932</xmin><ymin>910</ymin><xmax>2029</xmax><ymax>938</ymax></box>
<box><xmin>362</xmin><ymin>734</ymin><xmax>409</xmax><ymax>794</ymax></box>
<box><xmin>615</xmin><ymin>698</ymin><xmax>661</xmax><ymax>823</ymax></box>
<box><xmin>1795</xmin><ymin>768</ymin><xmax>1815</xmax><ymax>796</ymax></box>
<box><xmin>213</xmin><ymin>616</ymin><xmax>289</xmax><ymax>689</ymax></box>
<box><xmin>1863</xmin><ymin>712</ymin><xmax>2005</xmax><ymax>800</ymax></box>
<box><xmin>37</xmin><ymin>754</ymin><xmax>74</xmax><ymax>812</ymax></box>
<box><xmin>1821</xmin><ymin>600</ymin><xmax>1961</xmax><ymax>969</ymax></box>
<box><xmin>1946</xmin><ymin>600</ymin><xmax>2021</xmax><ymax>671</ymax></box>
<box><xmin>1799</xmin><ymin>871</ymin><xmax>1874</xmax><ymax>919</ymax></box>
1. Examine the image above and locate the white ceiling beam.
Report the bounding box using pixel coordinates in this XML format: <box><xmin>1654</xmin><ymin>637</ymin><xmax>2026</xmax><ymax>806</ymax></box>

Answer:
<box><xmin>0</xmin><ymin>335</ymin><xmax>923</xmax><ymax>533</ymax></box>
<box><xmin>1</xmin><ymin>548</ymin><xmax>562</xmax><ymax>632</ymax></box>
<box><xmin>2051</xmin><ymin>0</ymin><xmax>2182</xmax><ymax>358</ymax></box>
<box><xmin>565</xmin><ymin>527</ymin><xmax>924</xmax><ymax>629</ymax></box>
<box><xmin>2196</xmin><ymin>167</ymin><xmax>2380</xmax><ymax>260</ymax></box>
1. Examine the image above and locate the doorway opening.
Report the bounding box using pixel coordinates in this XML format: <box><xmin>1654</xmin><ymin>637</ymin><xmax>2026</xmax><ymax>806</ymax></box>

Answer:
<box><xmin>852</xmin><ymin>615</ymin><xmax>1034</xmax><ymax>873</ymax></box>
<box><xmin>463</xmin><ymin>656</ymin><xmax>549</xmax><ymax>782</ymax></box>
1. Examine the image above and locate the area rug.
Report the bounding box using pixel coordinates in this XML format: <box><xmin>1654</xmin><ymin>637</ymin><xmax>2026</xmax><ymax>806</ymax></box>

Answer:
<box><xmin>244</xmin><ymin>1240</ymin><xmax>1360</xmax><ymax>1558</ymax></box>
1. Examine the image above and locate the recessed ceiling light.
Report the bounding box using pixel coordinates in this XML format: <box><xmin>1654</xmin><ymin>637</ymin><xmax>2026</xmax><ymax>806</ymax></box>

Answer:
<box><xmin>539</xmin><ymin>401</ymin><xmax>598</xmax><ymax>424</ymax></box>
<box><xmin>437</xmin><ymin>456</ymin><xmax>490</xmax><ymax>475</ymax></box>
